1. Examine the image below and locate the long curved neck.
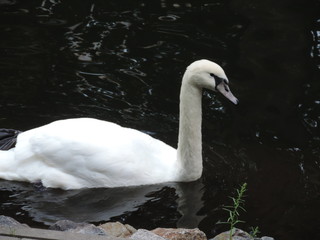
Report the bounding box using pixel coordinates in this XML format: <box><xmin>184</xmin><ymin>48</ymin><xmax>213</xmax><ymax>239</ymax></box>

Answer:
<box><xmin>177</xmin><ymin>72</ymin><xmax>203</xmax><ymax>181</ymax></box>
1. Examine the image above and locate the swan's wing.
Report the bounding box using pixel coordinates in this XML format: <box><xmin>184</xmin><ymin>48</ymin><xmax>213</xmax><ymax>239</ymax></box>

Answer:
<box><xmin>13</xmin><ymin>118</ymin><xmax>177</xmax><ymax>189</ymax></box>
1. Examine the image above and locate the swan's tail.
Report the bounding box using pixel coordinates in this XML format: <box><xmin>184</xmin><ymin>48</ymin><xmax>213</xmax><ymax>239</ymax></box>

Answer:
<box><xmin>0</xmin><ymin>149</ymin><xmax>16</xmax><ymax>181</ymax></box>
<box><xmin>0</xmin><ymin>128</ymin><xmax>20</xmax><ymax>179</ymax></box>
<box><xmin>0</xmin><ymin>149</ymin><xmax>14</xmax><ymax>162</ymax></box>
<box><xmin>0</xmin><ymin>128</ymin><xmax>21</xmax><ymax>150</ymax></box>
<box><xmin>0</xmin><ymin>128</ymin><xmax>20</xmax><ymax>171</ymax></box>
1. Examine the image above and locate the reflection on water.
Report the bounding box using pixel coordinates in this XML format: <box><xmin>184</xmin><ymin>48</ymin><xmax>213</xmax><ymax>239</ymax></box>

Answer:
<box><xmin>0</xmin><ymin>0</ymin><xmax>320</xmax><ymax>240</ymax></box>
<box><xmin>0</xmin><ymin>180</ymin><xmax>205</xmax><ymax>230</ymax></box>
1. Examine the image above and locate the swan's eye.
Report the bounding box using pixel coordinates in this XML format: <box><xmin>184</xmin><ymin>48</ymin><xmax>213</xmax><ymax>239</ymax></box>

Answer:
<box><xmin>210</xmin><ymin>73</ymin><xmax>215</xmax><ymax>77</ymax></box>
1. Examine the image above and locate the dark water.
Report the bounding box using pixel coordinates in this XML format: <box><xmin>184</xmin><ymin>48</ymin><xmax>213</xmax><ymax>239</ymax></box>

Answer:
<box><xmin>0</xmin><ymin>0</ymin><xmax>320</xmax><ymax>239</ymax></box>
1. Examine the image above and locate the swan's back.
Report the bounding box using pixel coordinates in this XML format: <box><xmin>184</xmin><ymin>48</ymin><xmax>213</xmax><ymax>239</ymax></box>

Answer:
<box><xmin>1</xmin><ymin>118</ymin><xmax>177</xmax><ymax>189</ymax></box>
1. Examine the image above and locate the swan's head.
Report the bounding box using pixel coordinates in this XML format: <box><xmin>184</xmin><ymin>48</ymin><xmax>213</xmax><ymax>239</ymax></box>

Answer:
<box><xmin>185</xmin><ymin>59</ymin><xmax>239</xmax><ymax>104</ymax></box>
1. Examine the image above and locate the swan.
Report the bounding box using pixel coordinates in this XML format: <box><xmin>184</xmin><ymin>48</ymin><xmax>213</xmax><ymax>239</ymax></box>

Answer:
<box><xmin>0</xmin><ymin>60</ymin><xmax>238</xmax><ymax>189</ymax></box>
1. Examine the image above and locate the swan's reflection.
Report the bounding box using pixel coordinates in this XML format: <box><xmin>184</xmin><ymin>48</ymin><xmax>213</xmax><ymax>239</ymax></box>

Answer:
<box><xmin>0</xmin><ymin>180</ymin><xmax>205</xmax><ymax>228</ymax></box>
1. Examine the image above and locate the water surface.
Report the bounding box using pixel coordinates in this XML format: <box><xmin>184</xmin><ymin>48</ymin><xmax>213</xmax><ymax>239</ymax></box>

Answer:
<box><xmin>0</xmin><ymin>0</ymin><xmax>320</xmax><ymax>239</ymax></box>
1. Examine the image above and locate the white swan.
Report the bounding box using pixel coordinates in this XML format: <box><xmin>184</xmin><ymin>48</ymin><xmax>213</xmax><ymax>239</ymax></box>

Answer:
<box><xmin>0</xmin><ymin>60</ymin><xmax>238</xmax><ymax>189</ymax></box>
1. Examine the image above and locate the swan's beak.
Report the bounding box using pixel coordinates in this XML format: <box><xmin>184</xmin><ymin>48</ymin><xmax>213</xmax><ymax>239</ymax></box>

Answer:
<box><xmin>216</xmin><ymin>83</ymin><xmax>239</xmax><ymax>105</ymax></box>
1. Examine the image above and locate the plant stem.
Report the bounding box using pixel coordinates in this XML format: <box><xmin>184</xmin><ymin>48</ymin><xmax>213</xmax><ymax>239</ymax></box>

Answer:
<box><xmin>224</xmin><ymin>183</ymin><xmax>247</xmax><ymax>240</ymax></box>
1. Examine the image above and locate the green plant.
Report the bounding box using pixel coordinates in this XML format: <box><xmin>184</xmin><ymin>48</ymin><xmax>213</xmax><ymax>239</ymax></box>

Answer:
<box><xmin>221</xmin><ymin>182</ymin><xmax>248</xmax><ymax>240</ymax></box>
<box><xmin>249</xmin><ymin>226</ymin><xmax>260</xmax><ymax>239</ymax></box>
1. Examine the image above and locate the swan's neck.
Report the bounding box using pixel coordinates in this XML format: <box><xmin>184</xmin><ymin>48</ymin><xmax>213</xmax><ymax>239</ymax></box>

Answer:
<box><xmin>177</xmin><ymin>73</ymin><xmax>203</xmax><ymax>181</ymax></box>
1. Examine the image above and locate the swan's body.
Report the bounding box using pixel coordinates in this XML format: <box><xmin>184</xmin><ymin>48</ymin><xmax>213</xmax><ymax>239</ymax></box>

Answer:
<box><xmin>0</xmin><ymin>60</ymin><xmax>238</xmax><ymax>189</ymax></box>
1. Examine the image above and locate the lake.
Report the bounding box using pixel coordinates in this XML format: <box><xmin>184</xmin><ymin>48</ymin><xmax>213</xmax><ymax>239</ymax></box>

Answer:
<box><xmin>0</xmin><ymin>0</ymin><xmax>320</xmax><ymax>239</ymax></box>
